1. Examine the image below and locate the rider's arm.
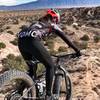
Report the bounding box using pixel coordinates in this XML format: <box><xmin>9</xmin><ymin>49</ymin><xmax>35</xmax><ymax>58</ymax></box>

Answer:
<box><xmin>51</xmin><ymin>24</ymin><xmax>81</xmax><ymax>54</ymax></box>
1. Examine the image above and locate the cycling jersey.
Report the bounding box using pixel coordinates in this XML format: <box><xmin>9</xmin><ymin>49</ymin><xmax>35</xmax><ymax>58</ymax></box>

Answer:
<box><xmin>18</xmin><ymin>21</ymin><xmax>51</xmax><ymax>39</ymax></box>
<box><xmin>18</xmin><ymin>21</ymin><xmax>80</xmax><ymax>53</ymax></box>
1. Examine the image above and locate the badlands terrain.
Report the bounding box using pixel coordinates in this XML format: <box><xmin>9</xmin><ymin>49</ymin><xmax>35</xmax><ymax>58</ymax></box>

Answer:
<box><xmin>0</xmin><ymin>7</ymin><xmax>100</xmax><ymax>100</ymax></box>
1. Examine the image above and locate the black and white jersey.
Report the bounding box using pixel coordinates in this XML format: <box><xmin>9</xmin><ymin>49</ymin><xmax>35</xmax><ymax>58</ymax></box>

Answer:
<box><xmin>18</xmin><ymin>21</ymin><xmax>62</xmax><ymax>39</ymax></box>
<box><xmin>18</xmin><ymin>21</ymin><xmax>80</xmax><ymax>52</ymax></box>
<box><xmin>18</xmin><ymin>21</ymin><xmax>51</xmax><ymax>39</ymax></box>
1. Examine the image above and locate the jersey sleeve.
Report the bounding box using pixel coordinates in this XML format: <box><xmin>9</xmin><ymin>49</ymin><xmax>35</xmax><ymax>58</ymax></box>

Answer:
<box><xmin>51</xmin><ymin>24</ymin><xmax>80</xmax><ymax>52</ymax></box>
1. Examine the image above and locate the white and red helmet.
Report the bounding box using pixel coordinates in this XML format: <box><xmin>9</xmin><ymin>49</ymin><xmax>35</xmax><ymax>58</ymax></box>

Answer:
<box><xmin>46</xmin><ymin>9</ymin><xmax>60</xmax><ymax>23</ymax></box>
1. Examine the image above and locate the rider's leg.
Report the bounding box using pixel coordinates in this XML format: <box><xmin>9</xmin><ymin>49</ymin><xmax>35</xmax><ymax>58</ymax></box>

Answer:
<box><xmin>18</xmin><ymin>37</ymin><xmax>55</xmax><ymax>97</ymax></box>
<box><xmin>17</xmin><ymin>50</ymin><xmax>37</xmax><ymax>78</ymax></box>
<box><xmin>26</xmin><ymin>59</ymin><xmax>38</xmax><ymax>79</ymax></box>
<box><xmin>17</xmin><ymin>51</ymin><xmax>39</xmax><ymax>97</ymax></box>
<box><xmin>29</xmin><ymin>38</ymin><xmax>55</xmax><ymax>96</ymax></box>
<box><xmin>15</xmin><ymin>50</ymin><xmax>37</xmax><ymax>94</ymax></box>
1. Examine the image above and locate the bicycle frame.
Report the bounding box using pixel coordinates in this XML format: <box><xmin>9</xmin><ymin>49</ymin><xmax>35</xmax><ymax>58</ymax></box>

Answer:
<box><xmin>3</xmin><ymin>53</ymin><xmax>76</xmax><ymax>100</ymax></box>
<box><xmin>22</xmin><ymin>55</ymin><xmax>73</xmax><ymax>100</ymax></box>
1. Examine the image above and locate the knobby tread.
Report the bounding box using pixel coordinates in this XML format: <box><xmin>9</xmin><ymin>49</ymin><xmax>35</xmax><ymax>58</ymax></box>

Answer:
<box><xmin>0</xmin><ymin>69</ymin><xmax>34</xmax><ymax>89</ymax></box>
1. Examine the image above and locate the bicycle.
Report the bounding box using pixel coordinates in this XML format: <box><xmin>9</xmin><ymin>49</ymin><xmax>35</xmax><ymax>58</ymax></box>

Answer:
<box><xmin>0</xmin><ymin>52</ymin><xmax>79</xmax><ymax>100</ymax></box>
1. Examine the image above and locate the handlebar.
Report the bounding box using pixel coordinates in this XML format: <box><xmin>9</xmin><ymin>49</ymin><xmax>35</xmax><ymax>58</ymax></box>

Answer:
<box><xmin>51</xmin><ymin>52</ymin><xmax>82</xmax><ymax>65</ymax></box>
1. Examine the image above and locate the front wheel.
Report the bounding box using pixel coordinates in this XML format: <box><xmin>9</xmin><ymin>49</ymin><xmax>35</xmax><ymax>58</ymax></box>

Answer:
<box><xmin>53</xmin><ymin>68</ymin><xmax>72</xmax><ymax>100</ymax></box>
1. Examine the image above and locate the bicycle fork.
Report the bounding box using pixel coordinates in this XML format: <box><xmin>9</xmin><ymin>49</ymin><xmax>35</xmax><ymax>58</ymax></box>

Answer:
<box><xmin>53</xmin><ymin>65</ymin><xmax>72</xmax><ymax>100</ymax></box>
<box><xmin>53</xmin><ymin>67</ymin><xmax>64</xmax><ymax>99</ymax></box>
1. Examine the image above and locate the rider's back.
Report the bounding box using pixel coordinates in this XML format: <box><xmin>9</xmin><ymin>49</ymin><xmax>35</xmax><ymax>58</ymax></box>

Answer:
<box><xmin>18</xmin><ymin>21</ymin><xmax>51</xmax><ymax>39</ymax></box>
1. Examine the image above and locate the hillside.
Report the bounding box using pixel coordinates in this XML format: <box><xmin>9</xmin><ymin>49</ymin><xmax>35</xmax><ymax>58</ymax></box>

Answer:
<box><xmin>0</xmin><ymin>0</ymin><xmax>100</xmax><ymax>10</ymax></box>
<box><xmin>0</xmin><ymin>7</ymin><xmax>100</xmax><ymax>99</ymax></box>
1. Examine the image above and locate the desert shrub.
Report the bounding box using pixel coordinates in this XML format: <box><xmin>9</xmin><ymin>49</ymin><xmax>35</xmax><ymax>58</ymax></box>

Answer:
<box><xmin>26</xmin><ymin>17</ymin><xmax>34</xmax><ymax>23</ymax></box>
<box><xmin>0</xmin><ymin>42</ymin><xmax>6</xmax><ymax>49</ymax></box>
<box><xmin>94</xmin><ymin>35</ymin><xmax>100</xmax><ymax>43</ymax></box>
<box><xmin>73</xmin><ymin>41</ymin><xmax>88</xmax><ymax>50</ymax></box>
<box><xmin>66</xmin><ymin>16</ymin><xmax>74</xmax><ymax>25</ymax></box>
<box><xmin>43</xmin><ymin>34</ymin><xmax>57</xmax><ymax>42</ymax></box>
<box><xmin>33</xmin><ymin>15</ymin><xmax>39</xmax><ymax>21</ymax></box>
<box><xmin>13</xmin><ymin>19</ymin><xmax>19</xmax><ymax>24</ymax></box>
<box><xmin>49</xmin><ymin>49</ymin><xmax>57</xmax><ymax>55</ymax></box>
<box><xmin>86</xmin><ymin>21</ymin><xmax>95</xmax><ymax>27</ymax></box>
<box><xmin>44</xmin><ymin>38</ymin><xmax>58</xmax><ymax>55</ymax></box>
<box><xmin>20</xmin><ymin>17</ymin><xmax>23</xmax><ymax>21</ymax></box>
<box><xmin>97</xmin><ymin>22</ymin><xmax>100</xmax><ymax>26</ymax></box>
<box><xmin>5</xmin><ymin>26</ymin><xmax>11</xmax><ymax>30</ymax></box>
<box><xmin>0</xmin><ymin>29</ymin><xmax>4</xmax><ymax>32</ymax></box>
<box><xmin>72</xmin><ymin>24</ymin><xmax>79</xmax><ymax>30</ymax></box>
<box><xmin>61</xmin><ymin>26</ymin><xmax>67</xmax><ymax>30</ymax></box>
<box><xmin>2</xmin><ymin>54</ymin><xmax>28</xmax><ymax>71</ymax></box>
<box><xmin>2</xmin><ymin>54</ymin><xmax>45</xmax><ymax>74</ymax></box>
<box><xmin>7</xmin><ymin>30</ymin><xmax>14</xmax><ymax>35</ymax></box>
<box><xmin>45</xmin><ymin>39</ymin><xmax>54</xmax><ymax>50</ymax></box>
<box><xmin>10</xmin><ymin>38</ymin><xmax>18</xmax><ymax>46</ymax></box>
<box><xmin>80</xmin><ymin>34</ymin><xmax>90</xmax><ymax>41</ymax></box>
<box><xmin>58</xmin><ymin>46</ymin><xmax>67</xmax><ymax>52</ymax></box>
<box><xmin>80</xmin><ymin>42</ymin><xmax>88</xmax><ymax>49</ymax></box>
<box><xmin>19</xmin><ymin>25</ymin><xmax>28</xmax><ymax>30</ymax></box>
<box><xmin>36</xmin><ymin>63</ymin><xmax>45</xmax><ymax>75</ymax></box>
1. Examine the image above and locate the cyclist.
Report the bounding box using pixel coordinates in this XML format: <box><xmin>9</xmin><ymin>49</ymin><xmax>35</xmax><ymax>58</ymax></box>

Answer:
<box><xmin>18</xmin><ymin>9</ymin><xmax>81</xmax><ymax>99</ymax></box>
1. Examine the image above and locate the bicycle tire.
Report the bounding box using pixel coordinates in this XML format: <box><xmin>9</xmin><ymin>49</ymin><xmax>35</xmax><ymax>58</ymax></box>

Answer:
<box><xmin>0</xmin><ymin>69</ymin><xmax>36</xmax><ymax>100</ymax></box>
<box><xmin>53</xmin><ymin>67</ymin><xmax>72</xmax><ymax>100</ymax></box>
<box><xmin>53</xmin><ymin>74</ymin><xmax>63</xmax><ymax>99</ymax></box>
<box><xmin>65</xmin><ymin>72</ymin><xmax>72</xmax><ymax>100</ymax></box>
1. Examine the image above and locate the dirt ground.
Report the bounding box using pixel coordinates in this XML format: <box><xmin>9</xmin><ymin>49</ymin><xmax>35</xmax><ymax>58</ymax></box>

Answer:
<box><xmin>0</xmin><ymin>8</ymin><xmax>100</xmax><ymax>100</ymax></box>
